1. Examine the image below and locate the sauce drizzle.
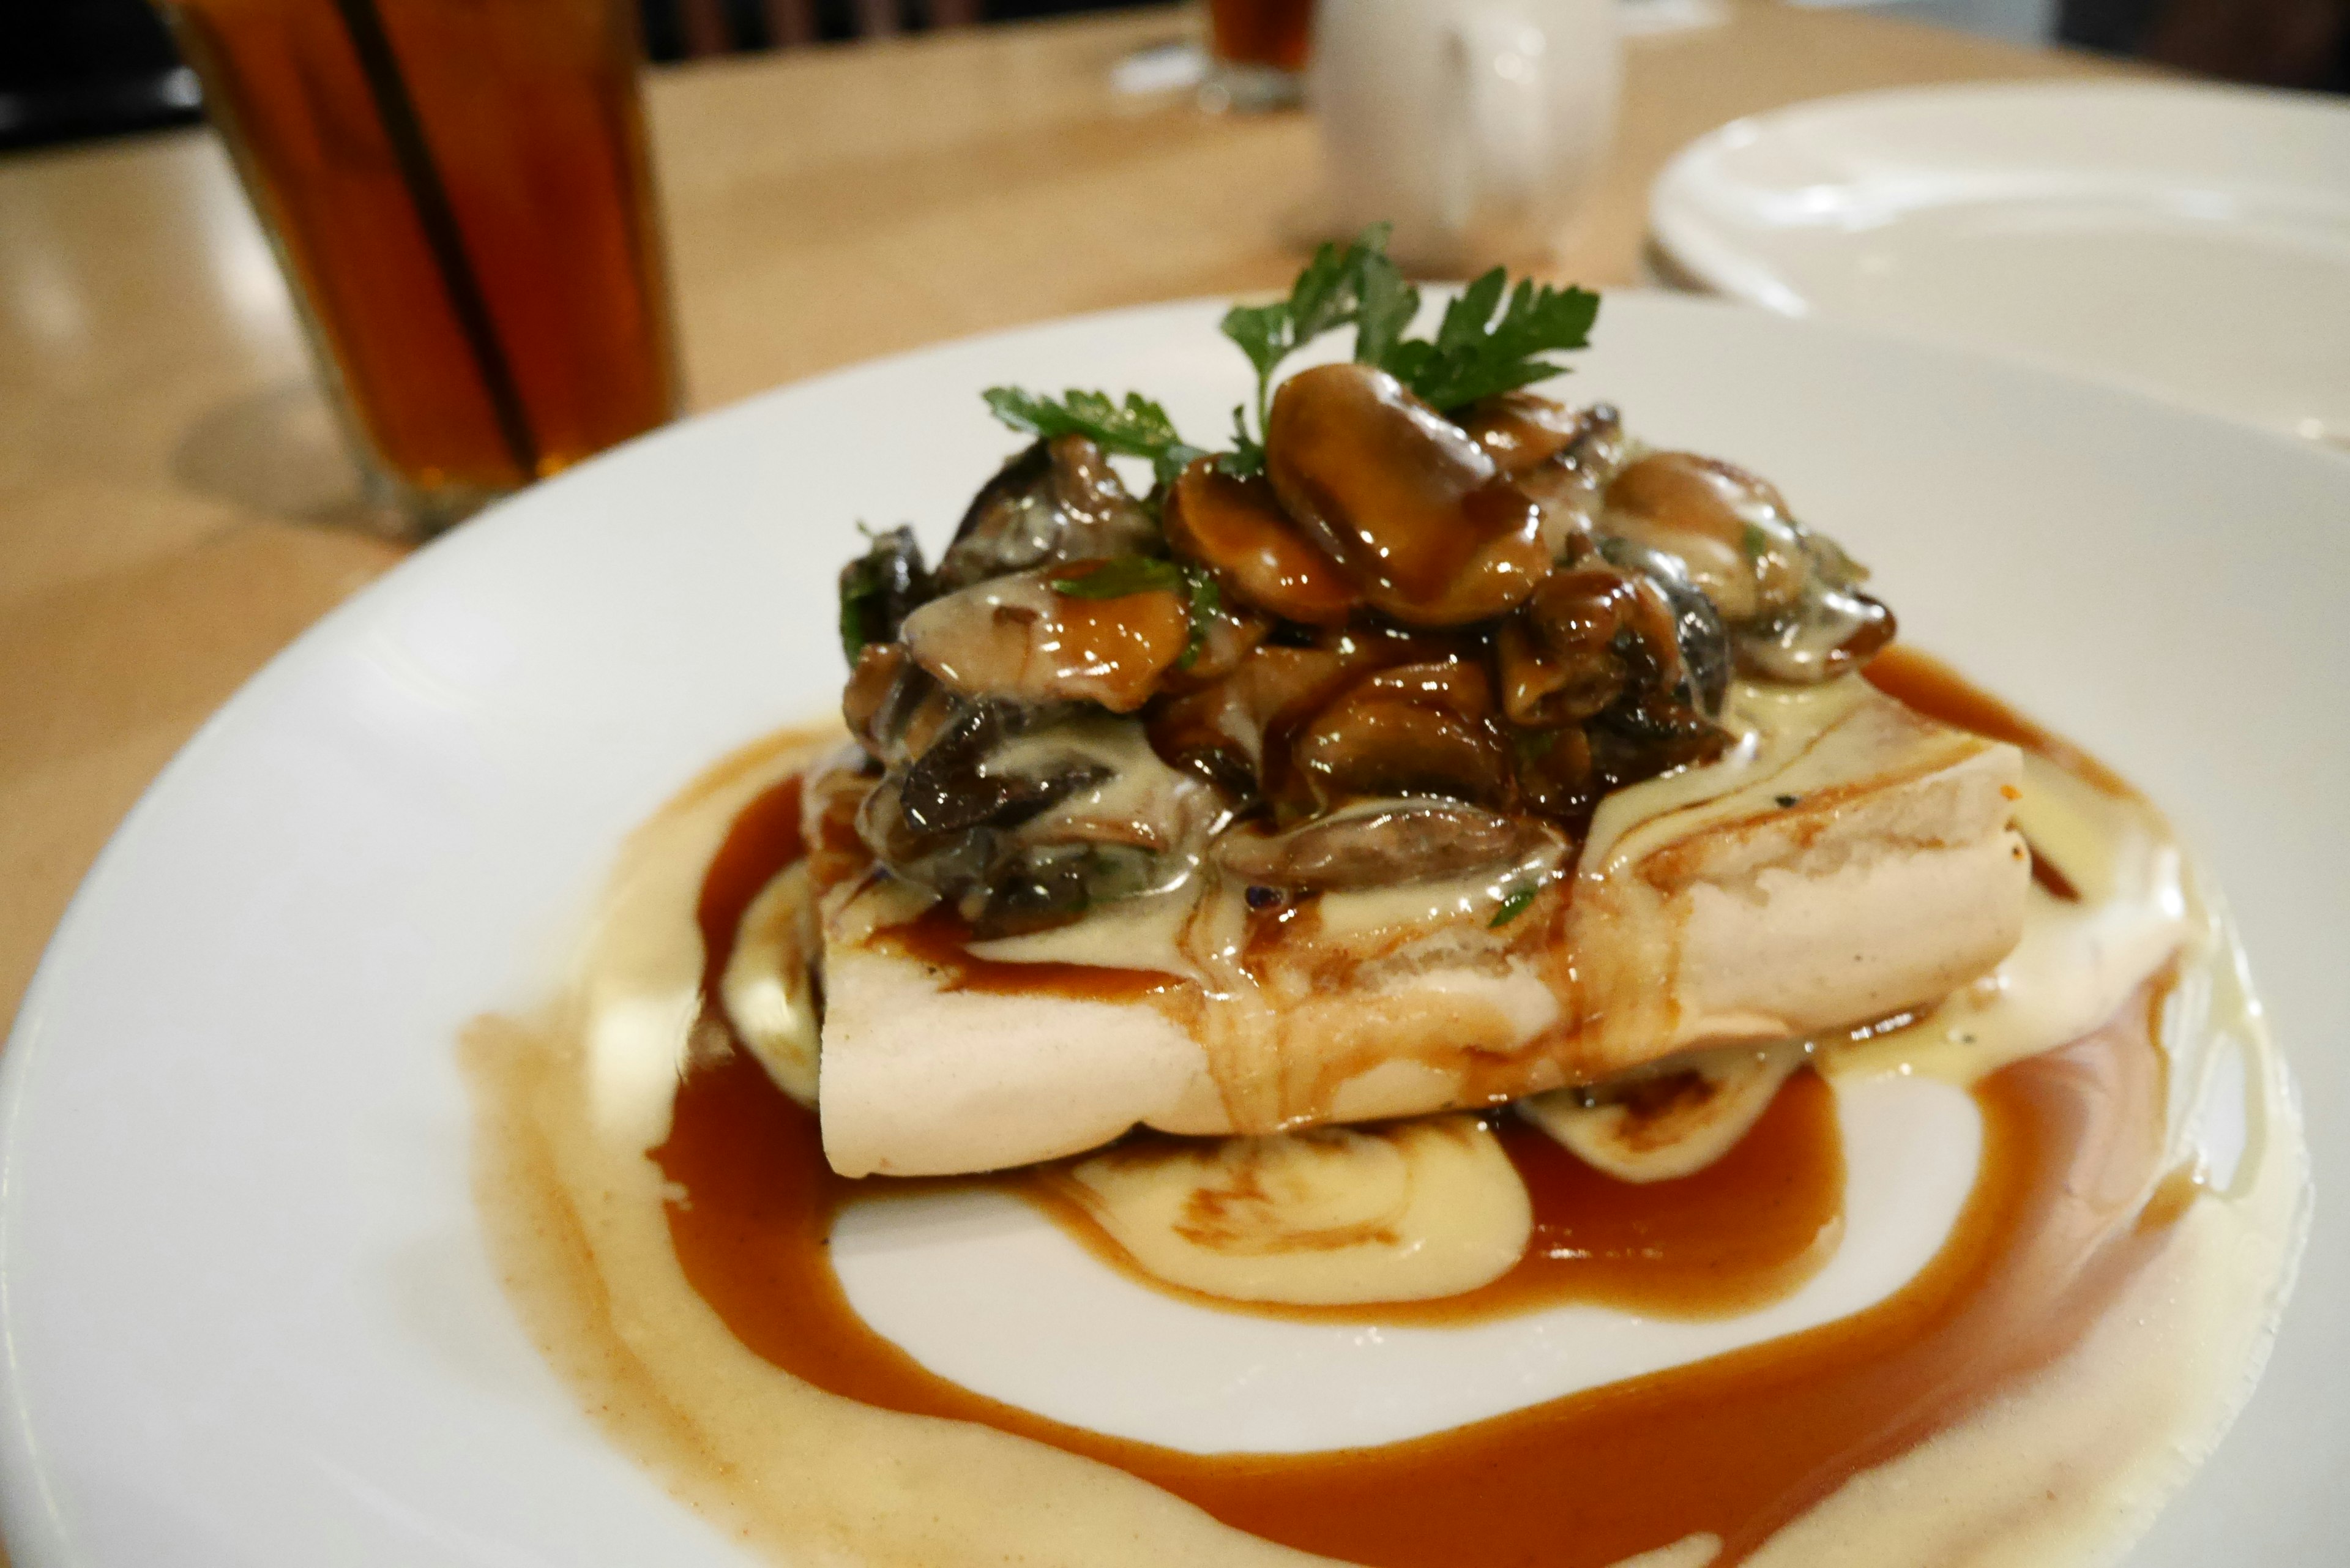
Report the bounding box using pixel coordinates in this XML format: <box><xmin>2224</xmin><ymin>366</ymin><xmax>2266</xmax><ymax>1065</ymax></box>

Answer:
<box><xmin>643</xmin><ymin>650</ymin><xmax>2187</xmax><ymax>1568</ymax></box>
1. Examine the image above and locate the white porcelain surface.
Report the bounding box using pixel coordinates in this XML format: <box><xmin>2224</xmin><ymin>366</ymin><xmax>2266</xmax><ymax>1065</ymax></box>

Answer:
<box><xmin>2</xmin><ymin>294</ymin><xmax>2347</xmax><ymax>1566</ymax></box>
<box><xmin>1651</xmin><ymin>81</ymin><xmax>2350</xmax><ymax>446</ymax></box>
<box><xmin>835</xmin><ymin>1075</ymin><xmax>1978</xmax><ymax>1454</ymax></box>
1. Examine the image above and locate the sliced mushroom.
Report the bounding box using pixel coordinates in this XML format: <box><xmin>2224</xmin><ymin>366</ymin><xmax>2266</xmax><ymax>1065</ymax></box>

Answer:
<box><xmin>1171</xmin><ymin>593</ymin><xmax>1272</xmax><ymax>685</ymax></box>
<box><xmin>1147</xmin><ymin>644</ymin><xmax>1354</xmax><ymax>802</ymax></box>
<box><xmin>1163</xmin><ymin>458</ymin><xmax>1362</xmax><ymax>627</ymax></box>
<box><xmin>1291</xmin><ymin>659</ymin><xmax>1513</xmax><ymax>812</ymax></box>
<box><xmin>1603</xmin><ymin>452</ymin><xmax>1808</xmax><ymax>622</ymax></box>
<box><xmin>890</xmin><ymin>700</ymin><xmax>1103</xmax><ymax>841</ymax></box>
<box><xmin>1458</xmin><ymin>392</ymin><xmax>1602</xmax><ymax>476</ymax></box>
<box><xmin>857</xmin><ymin>702</ymin><xmax>1222</xmax><ymax>938</ymax></box>
<box><xmin>935</xmin><ymin>436</ymin><xmax>1160</xmax><ymax>591</ymax></box>
<box><xmin>1214</xmin><ymin>799</ymin><xmax>1553</xmax><ymax>892</ymax></box>
<box><xmin>1460</xmin><ymin>397</ymin><xmax>1630</xmax><ymax>563</ymax></box>
<box><xmin>1265</xmin><ymin>364</ymin><xmax>1550</xmax><ymax>627</ymax></box>
<box><xmin>1736</xmin><ymin>583</ymin><xmax>1897</xmax><ymax>683</ymax></box>
<box><xmin>841</xmin><ymin>641</ymin><xmax>963</xmax><ymax>767</ymax></box>
<box><xmin>837</xmin><ymin>525</ymin><xmax>934</xmax><ymax>655</ymax></box>
<box><xmin>1494</xmin><ymin>566</ymin><xmax>1666</xmax><ymax>728</ymax></box>
<box><xmin>900</xmin><ymin>562</ymin><xmax>1190</xmax><ymax>714</ymax></box>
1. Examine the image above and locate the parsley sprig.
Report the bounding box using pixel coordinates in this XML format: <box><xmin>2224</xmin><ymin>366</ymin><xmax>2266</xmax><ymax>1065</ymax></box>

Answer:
<box><xmin>1379</xmin><ymin>271</ymin><xmax>1600</xmax><ymax>412</ymax></box>
<box><xmin>1220</xmin><ymin>224</ymin><xmax>1408</xmax><ymax>442</ymax></box>
<box><xmin>977</xmin><ymin>228</ymin><xmax>1600</xmax><ymax>490</ymax></box>
<box><xmin>1214</xmin><ymin>225</ymin><xmax>1601</xmax><ymax>474</ymax></box>
<box><xmin>982</xmin><ymin>387</ymin><xmax>1203</xmax><ymax>488</ymax></box>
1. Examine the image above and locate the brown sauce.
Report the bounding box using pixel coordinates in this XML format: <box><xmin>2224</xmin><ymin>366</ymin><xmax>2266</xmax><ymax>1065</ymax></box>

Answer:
<box><xmin>693</xmin><ymin>772</ymin><xmax>802</xmax><ymax>1005</ymax></box>
<box><xmin>647</xmin><ymin>650</ymin><xmax>2184</xmax><ymax>1567</ymax></box>
<box><xmin>654</xmin><ymin>993</ymin><xmax>2169</xmax><ymax>1568</ymax></box>
<box><xmin>1867</xmin><ymin>645</ymin><xmax>2135</xmax><ymax>796</ymax></box>
<box><xmin>1026</xmin><ymin>1072</ymin><xmax>1843</xmax><ymax>1326</ymax></box>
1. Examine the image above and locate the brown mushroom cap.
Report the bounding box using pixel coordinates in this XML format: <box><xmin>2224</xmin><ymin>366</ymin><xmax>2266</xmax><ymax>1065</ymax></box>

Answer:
<box><xmin>1163</xmin><ymin>458</ymin><xmax>1362</xmax><ymax>627</ymax></box>
<box><xmin>1495</xmin><ymin>566</ymin><xmax>1684</xmax><ymax>729</ymax></box>
<box><xmin>1604</xmin><ymin>452</ymin><xmax>1807</xmax><ymax>622</ymax></box>
<box><xmin>1459</xmin><ymin>393</ymin><xmax>1609</xmax><ymax>477</ymax></box>
<box><xmin>1290</xmin><ymin>658</ymin><xmax>1512</xmax><ymax>812</ymax></box>
<box><xmin>900</xmin><ymin>561</ymin><xmax>1190</xmax><ymax>714</ymax></box>
<box><xmin>1146</xmin><ymin>644</ymin><xmax>1353</xmax><ymax>801</ymax></box>
<box><xmin>1265</xmin><ymin>364</ymin><xmax>1550</xmax><ymax>627</ymax></box>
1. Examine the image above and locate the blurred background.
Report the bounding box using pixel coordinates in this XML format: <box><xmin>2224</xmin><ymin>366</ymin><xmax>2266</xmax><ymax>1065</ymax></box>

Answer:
<box><xmin>4</xmin><ymin>0</ymin><xmax>2342</xmax><ymax>154</ymax></box>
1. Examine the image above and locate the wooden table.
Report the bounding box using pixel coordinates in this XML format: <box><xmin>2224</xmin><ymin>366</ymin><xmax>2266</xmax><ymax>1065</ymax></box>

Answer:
<box><xmin>0</xmin><ymin>1</ymin><xmax>2127</xmax><ymax>1033</ymax></box>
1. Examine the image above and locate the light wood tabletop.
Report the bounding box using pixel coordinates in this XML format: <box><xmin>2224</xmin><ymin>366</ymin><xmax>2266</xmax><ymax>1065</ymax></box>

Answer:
<box><xmin>0</xmin><ymin>1</ymin><xmax>2129</xmax><ymax>1035</ymax></box>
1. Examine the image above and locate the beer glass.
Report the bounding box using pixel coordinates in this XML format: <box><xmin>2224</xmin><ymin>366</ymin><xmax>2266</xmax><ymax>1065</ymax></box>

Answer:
<box><xmin>162</xmin><ymin>0</ymin><xmax>680</xmax><ymax>534</ymax></box>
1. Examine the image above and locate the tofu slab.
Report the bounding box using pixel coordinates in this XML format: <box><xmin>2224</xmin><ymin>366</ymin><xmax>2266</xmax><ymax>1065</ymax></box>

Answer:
<box><xmin>819</xmin><ymin>679</ymin><xmax>2028</xmax><ymax>1176</ymax></box>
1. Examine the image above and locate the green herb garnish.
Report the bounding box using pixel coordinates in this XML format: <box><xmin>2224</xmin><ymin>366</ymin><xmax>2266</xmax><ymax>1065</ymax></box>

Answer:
<box><xmin>1218</xmin><ymin>224</ymin><xmax>1599</xmax><ymax>452</ymax></box>
<box><xmin>1490</xmin><ymin>882</ymin><xmax>1540</xmax><ymax>928</ymax></box>
<box><xmin>1222</xmin><ymin>224</ymin><xmax>1406</xmax><ymax>443</ymax></box>
<box><xmin>1378</xmin><ymin>271</ymin><xmax>1600</xmax><ymax>413</ymax></box>
<box><xmin>1047</xmin><ymin>556</ymin><xmax>1187</xmax><ymax>599</ymax></box>
<box><xmin>1215</xmin><ymin>405</ymin><xmax>1267</xmax><ymax>479</ymax></box>
<box><xmin>983</xmin><ymin>387</ymin><xmax>1204</xmax><ymax>489</ymax></box>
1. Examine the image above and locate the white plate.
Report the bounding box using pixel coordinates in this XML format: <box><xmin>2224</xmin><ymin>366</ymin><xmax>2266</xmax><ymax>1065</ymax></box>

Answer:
<box><xmin>1649</xmin><ymin>81</ymin><xmax>2350</xmax><ymax>447</ymax></box>
<box><xmin>2</xmin><ymin>294</ymin><xmax>2346</xmax><ymax>1566</ymax></box>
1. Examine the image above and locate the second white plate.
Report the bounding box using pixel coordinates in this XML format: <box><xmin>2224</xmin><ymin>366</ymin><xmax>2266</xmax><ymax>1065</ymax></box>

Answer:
<box><xmin>1650</xmin><ymin>80</ymin><xmax>2350</xmax><ymax>447</ymax></box>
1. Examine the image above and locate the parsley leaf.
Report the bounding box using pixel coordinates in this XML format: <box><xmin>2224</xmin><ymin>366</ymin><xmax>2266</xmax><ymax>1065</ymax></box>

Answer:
<box><xmin>1351</xmin><ymin>247</ymin><xmax>1422</xmax><ymax>370</ymax></box>
<box><xmin>1220</xmin><ymin>223</ymin><xmax>1398</xmax><ymax>438</ymax></box>
<box><xmin>983</xmin><ymin>387</ymin><xmax>1204</xmax><ymax>489</ymax></box>
<box><xmin>1215</xmin><ymin>404</ymin><xmax>1266</xmax><ymax>479</ymax></box>
<box><xmin>1489</xmin><ymin>882</ymin><xmax>1540</xmax><ymax>929</ymax></box>
<box><xmin>1379</xmin><ymin>272</ymin><xmax>1600</xmax><ymax>412</ymax></box>
<box><xmin>1047</xmin><ymin>556</ymin><xmax>1186</xmax><ymax>599</ymax></box>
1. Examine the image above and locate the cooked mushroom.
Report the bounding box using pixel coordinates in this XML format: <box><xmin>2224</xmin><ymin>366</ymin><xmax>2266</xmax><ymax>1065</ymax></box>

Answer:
<box><xmin>1494</xmin><ymin>566</ymin><xmax>1672</xmax><ymax>728</ymax></box>
<box><xmin>1737</xmin><ymin>583</ymin><xmax>1898</xmax><ymax>682</ymax></box>
<box><xmin>1603</xmin><ymin>452</ymin><xmax>1809</xmax><ymax>623</ymax></box>
<box><xmin>1214</xmin><ymin>799</ymin><xmax>1554</xmax><ymax>892</ymax></box>
<box><xmin>1602</xmin><ymin>453</ymin><xmax>1893</xmax><ymax>684</ymax></box>
<box><xmin>1163</xmin><ymin>458</ymin><xmax>1362</xmax><ymax>627</ymax></box>
<box><xmin>934</xmin><ymin>436</ymin><xmax>1160</xmax><ymax>592</ymax></box>
<box><xmin>1147</xmin><ymin>644</ymin><xmax>1354</xmax><ymax>803</ymax></box>
<box><xmin>838</xmin><ymin>525</ymin><xmax>934</xmax><ymax>655</ymax></box>
<box><xmin>841</xmin><ymin>641</ymin><xmax>963</xmax><ymax>767</ymax></box>
<box><xmin>857</xmin><ymin>703</ymin><xmax>1225</xmax><ymax>938</ymax></box>
<box><xmin>1291</xmin><ymin>659</ymin><xmax>1513</xmax><ymax>812</ymax></box>
<box><xmin>1264</xmin><ymin>364</ymin><xmax>1550</xmax><ymax>627</ymax></box>
<box><xmin>900</xmin><ymin>562</ymin><xmax>1190</xmax><ymax>714</ymax></box>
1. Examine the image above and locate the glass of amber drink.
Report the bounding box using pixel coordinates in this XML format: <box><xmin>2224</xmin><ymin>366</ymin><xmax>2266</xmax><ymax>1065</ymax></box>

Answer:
<box><xmin>1204</xmin><ymin>0</ymin><xmax>1315</xmax><ymax>111</ymax></box>
<box><xmin>161</xmin><ymin>0</ymin><xmax>679</xmax><ymax>535</ymax></box>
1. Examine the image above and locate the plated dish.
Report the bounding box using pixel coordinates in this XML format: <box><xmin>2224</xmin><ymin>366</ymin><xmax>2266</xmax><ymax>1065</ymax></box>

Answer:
<box><xmin>1</xmin><ymin>286</ymin><xmax>2343</xmax><ymax>1568</ymax></box>
<box><xmin>469</xmin><ymin>240</ymin><xmax>2301</xmax><ymax>1567</ymax></box>
<box><xmin>1649</xmin><ymin>81</ymin><xmax>2350</xmax><ymax>449</ymax></box>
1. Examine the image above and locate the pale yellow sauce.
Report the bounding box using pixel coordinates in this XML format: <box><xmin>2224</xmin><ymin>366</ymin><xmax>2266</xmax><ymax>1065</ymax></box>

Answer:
<box><xmin>466</xmin><ymin>703</ymin><xmax>2307</xmax><ymax>1568</ymax></box>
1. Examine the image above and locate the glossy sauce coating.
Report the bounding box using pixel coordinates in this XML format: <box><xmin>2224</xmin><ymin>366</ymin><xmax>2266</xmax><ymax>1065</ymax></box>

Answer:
<box><xmin>654</xmin><ymin>651</ymin><xmax>2182</xmax><ymax>1567</ymax></box>
<box><xmin>655</xmin><ymin>994</ymin><xmax>2168</xmax><ymax>1568</ymax></box>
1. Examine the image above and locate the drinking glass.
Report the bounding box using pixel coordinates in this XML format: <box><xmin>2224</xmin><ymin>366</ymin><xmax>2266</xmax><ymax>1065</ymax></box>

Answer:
<box><xmin>160</xmin><ymin>0</ymin><xmax>680</xmax><ymax>535</ymax></box>
<box><xmin>1204</xmin><ymin>0</ymin><xmax>1316</xmax><ymax>111</ymax></box>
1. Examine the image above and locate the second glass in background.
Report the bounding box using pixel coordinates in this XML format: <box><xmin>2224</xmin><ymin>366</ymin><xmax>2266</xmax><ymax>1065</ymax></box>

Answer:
<box><xmin>163</xmin><ymin>0</ymin><xmax>679</xmax><ymax>534</ymax></box>
<box><xmin>1204</xmin><ymin>0</ymin><xmax>1316</xmax><ymax>110</ymax></box>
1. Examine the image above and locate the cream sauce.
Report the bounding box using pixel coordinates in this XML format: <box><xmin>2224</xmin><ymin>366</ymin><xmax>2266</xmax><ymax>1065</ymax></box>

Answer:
<box><xmin>465</xmin><ymin>658</ymin><xmax>2308</xmax><ymax>1568</ymax></box>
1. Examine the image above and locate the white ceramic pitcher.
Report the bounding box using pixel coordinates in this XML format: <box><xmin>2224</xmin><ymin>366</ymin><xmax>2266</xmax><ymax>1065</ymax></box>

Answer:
<box><xmin>1311</xmin><ymin>0</ymin><xmax>1621</xmax><ymax>270</ymax></box>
